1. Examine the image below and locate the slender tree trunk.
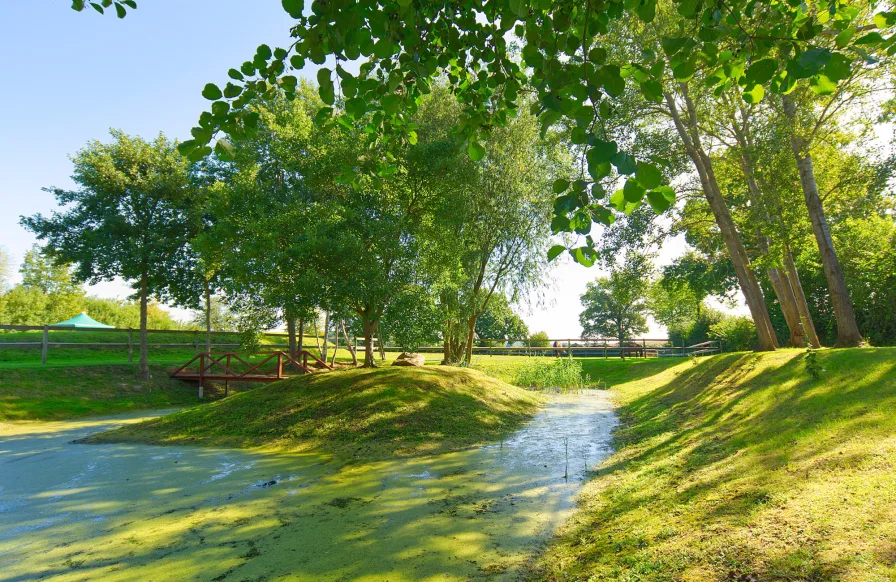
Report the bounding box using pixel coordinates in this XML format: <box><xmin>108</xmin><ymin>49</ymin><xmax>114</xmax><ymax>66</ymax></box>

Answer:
<box><xmin>286</xmin><ymin>313</ymin><xmax>297</xmax><ymax>370</ymax></box>
<box><xmin>298</xmin><ymin>318</ymin><xmax>305</xmax><ymax>356</ymax></box>
<box><xmin>321</xmin><ymin>311</ymin><xmax>330</xmax><ymax>362</ymax></box>
<box><xmin>782</xmin><ymin>96</ymin><xmax>864</xmax><ymax>347</ymax></box>
<box><xmin>362</xmin><ymin>315</ymin><xmax>377</xmax><ymax>368</ymax></box>
<box><xmin>330</xmin><ymin>320</ymin><xmax>340</xmax><ymax>367</ymax></box>
<box><xmin>784</xmin><ymin>244</ymin><xmax>822</xmax><ymax>348</ymax></box>
<box><xmin>313</xmin><ymin>316</ymin><xmax>323</xmax><ymax>359</ymax></box>
<box><xmin>665</xmin><ymin>88</ymin><xmax>778</xmax><ymax>351</ymax></box>
<box><xmin>377</xmin><ymin>328</ymin><xmax>386</xmax><ymax>361</ymax></box>
<box><xmin>204</xmin><ymin>280</ymin><xmax>212</xmax><ymax>353</ymax></box>
<box><xmin>138</xmin><ymin>272</ymin><xmax>150</xmax><ymax>380</ymax></box>
<box><xmin>463</xmin><ymin>315</ymin><xmax>477</xmax><ymax>365</ymax></box>
<box><xmin>343</xmin><ymin>320</ymin><xmax>358</xmax><ymax>366</ymax></box>
<box><xmin>738</xmin><ymin>149</ymin><xmax>806</xmax><ymax>347</ymax></box>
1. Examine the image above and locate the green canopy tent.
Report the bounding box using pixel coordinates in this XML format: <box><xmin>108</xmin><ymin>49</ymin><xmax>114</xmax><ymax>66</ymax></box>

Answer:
<box><xmin>51</xmin><ymin>312</ymin><xmax>114</xmax><ymax>329</ymax></box>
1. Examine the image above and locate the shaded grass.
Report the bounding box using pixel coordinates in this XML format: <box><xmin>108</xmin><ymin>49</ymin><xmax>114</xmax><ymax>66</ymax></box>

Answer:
<box><xmin>86</xmin><ymin>366</ymin><xmax>545</xmax><ymax>457</ymax></box>
<box><xmin>0</xmin><ymin>364</ymin><xmax>239</xmax><ymax>421</ymax></box>
<box><xmin>533</xmin><ymin>348</ymin><xmax>896</xmax><ymax>581</ymax></box>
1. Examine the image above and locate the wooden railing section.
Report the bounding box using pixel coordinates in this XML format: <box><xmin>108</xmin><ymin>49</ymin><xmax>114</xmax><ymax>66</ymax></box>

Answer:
<box><xmin>169</xmin><ymin>350</ymin><xmax>333</xmax><ymax>398</ymax></box>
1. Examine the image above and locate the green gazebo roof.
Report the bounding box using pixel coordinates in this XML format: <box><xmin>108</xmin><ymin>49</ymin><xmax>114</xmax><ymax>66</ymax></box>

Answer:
<box><xmin>51</xmin><ymin>312</ymin><xmax>114</xmax><ymax>329</ymax></box>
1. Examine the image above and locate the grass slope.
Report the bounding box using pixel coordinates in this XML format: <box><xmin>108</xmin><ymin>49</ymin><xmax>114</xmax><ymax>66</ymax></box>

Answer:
<box><xmin>536</xmin><ymin>348</ymin><xmax>896</xmax><ymax>581</ymax></box>
<box><xmin>88</xmin><ymin>366</ymin><xmax>544</xmax><ymax>456</ymax></box>
<box><xmin>0</xmin><ymin>364</ymin><xmax>226</xmax><ymax>420</ymax></box>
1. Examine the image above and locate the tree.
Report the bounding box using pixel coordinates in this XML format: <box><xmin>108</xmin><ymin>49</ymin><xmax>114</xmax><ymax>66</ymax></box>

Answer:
<box><xmin>188</xmin><ymin>297</ymin><xmax>235</xmax><ymax>332</ymax></box>
<box><xmin>474</xmin><ymin>293</ymin><xmax>530</xmax><ymax>345</ymax></box>
<box><xmin>0</xmin><ymin>247</ymin><xmax>12</xmax><ymax>294</ymax></box>
<box><xmin>21</xmin><ymin>131</ymin><xmax>201</xmax><ymax>379</ymax></box>
<box><xmin>579</xmin><ymin>254</ymin><xmax>651</xmax><ymax>344</ymax></box>
<box><xmin>176</xmin><ymin>0</ymin><xmax>891</xmax><ymax>265</ymax></box>
<box><xmin>70</xmin><ymin>0</ymin><xmax>136</xmax><ymax>18</ymax></box>
<box><xmin>19</xmin><ymin>245</ymin><xmax>81</xmax><ymax>295</ymax></box>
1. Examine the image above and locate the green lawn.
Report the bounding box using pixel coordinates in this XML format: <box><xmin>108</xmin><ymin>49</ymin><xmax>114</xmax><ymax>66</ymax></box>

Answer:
<box><xmin>534</xmin><ymin>348</ymin><xmax>896</xmax><ymax>581</ymax></box>
<box><xmin>0</xmin><ymin>364</ymin><xmax>216</xmax><ymax>420</ymax></box>
<box><xmin>85</xmin><ymin>366</ymin><xmax>544</xmax><ymax>457</ymax></box>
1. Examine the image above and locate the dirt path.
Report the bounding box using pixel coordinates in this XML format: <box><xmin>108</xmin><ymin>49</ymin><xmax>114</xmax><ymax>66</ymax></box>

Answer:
<box><xmin>0</xmin><ymin>392</ymin><xmax>617</xmax><ymax>581</ymax></box>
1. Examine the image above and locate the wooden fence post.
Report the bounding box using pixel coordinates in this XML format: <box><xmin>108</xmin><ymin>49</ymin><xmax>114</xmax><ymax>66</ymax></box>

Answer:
<box><xmin>41</xmin><ymin>325</ymin><xmax>49</xmax><ymax>365</ymax></box>
<box><xmin>127</xmin><ymin>330</ymin><xmax>134</xmax><ymax>362</ymax></box>
<box><xmin>194</xmin><ymin>332</ymin><xmax>199</xmax><ymax>356</ymax></box>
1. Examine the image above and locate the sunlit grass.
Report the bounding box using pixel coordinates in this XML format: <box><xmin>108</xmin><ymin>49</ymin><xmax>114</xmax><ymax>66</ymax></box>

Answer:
<box><xmin>534</xmin><ymin>348</ymin><xmax>896</xmax><ymax>581</ymax></box>
<box><xmin>87</xmin><ymin>366</ymin><xmax>545</xmax><ymax>457</ymax></box>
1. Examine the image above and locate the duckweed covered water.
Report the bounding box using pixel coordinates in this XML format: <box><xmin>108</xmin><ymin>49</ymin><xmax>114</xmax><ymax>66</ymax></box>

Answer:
<box><xmin>0</xmin><ymin>392</ymin><xmax>616</xmax><ymax>581</ymax></box>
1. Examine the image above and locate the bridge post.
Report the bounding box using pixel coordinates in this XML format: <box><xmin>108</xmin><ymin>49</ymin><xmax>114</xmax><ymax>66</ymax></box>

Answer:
<box><xmin>225</xmin><ymin>354</ymin><xmax>232</xmax><ymax>396</ymax></box>
<box><xmin>198</xmin><ymin>353</ymin><xmax>205</xmax><ymax>399</ymax></box>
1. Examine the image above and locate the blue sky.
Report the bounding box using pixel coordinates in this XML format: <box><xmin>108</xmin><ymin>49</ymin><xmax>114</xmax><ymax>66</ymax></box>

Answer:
<box><xmin>0</xmin><ymin>1</ymin><xmax>688</xmax><ymax>336</ymax></box>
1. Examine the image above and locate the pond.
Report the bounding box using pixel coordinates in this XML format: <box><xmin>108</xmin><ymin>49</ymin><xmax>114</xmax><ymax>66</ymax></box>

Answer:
<box><xmin>0</xmin><ymin>391</ymin><xmax>617</xmax><ymax>581</ymax></box>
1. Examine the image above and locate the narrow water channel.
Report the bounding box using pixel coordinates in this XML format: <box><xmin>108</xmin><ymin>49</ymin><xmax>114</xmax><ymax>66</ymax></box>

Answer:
<box><xmin>0</xmin><ymin>391</ymin><xmax>617</xmax><ymax>581</ymax></box>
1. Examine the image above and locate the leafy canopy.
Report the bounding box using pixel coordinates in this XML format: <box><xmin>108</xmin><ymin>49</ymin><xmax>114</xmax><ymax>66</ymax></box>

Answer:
<box><xmin>167</xmin><ymin>0</ymin><xmax>894</xmax><ymax>265</ymax></box>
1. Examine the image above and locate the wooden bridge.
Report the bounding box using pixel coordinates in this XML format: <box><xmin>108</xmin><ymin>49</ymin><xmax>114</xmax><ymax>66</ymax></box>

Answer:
<box><xmin>169</xmin><ymin>350</ymin><xmax>332</xmax><ymax>397</ymax></box>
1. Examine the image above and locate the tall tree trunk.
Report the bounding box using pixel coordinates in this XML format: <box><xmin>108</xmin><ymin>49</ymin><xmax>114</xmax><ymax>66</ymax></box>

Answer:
<box><xmin>362</xmin><ymin>315</ymin><xmax>378</xmax><ymax>368</ymax></box>
<box><xmin>665</xmin><ymin>88</ymin><xmax>778</xmax><ymax>351</ymax></box>
<box><xmin>377</xmin><ymin>328</ymin><xmax>386</xmax><ymax>361</ymax></box>
<box><xmin>138</xmin><ymin>272</ymin><xmax>150</xmax><ymax>380</ymax></box>
<box><xmin>330</xmin><ymin>320</ymin><xmax>340</xmax><ymax>367</ymax></box>
<box><xmin>343</xmin><ymin>320</ymin><xmax>358</xmax><ymax>366</ymax></box>
<box><xmin>286</xmin><ymin>313</ymin><xmax>297</xmax><ymax>370</ymax></box>
<box><xmin>463</xmin><ymin>315</ymin><xmax>477</xmax><ymax>365</ymax></box>
<box><xmin>204</xmin><ymin>280</ymin><xmax>212</xmax><ymax>353</ymax></box>
<box><xmin>784</xmin><ymin>244</ymin><xmax>822</xmax><ymax>348</ymax></box>
<box><xmin>313</xmin><ymin>316</ymin><xmax>323</xmax><ymax>359</ymax></box>
<box><xmin>298</xmin><ymin>318</ymin><xmax>305</xmax><ymax>356</ymax></box>
<box><xmin>782</xmin><ymin>96</ymin><xmax>864</xmax><ymax>347</ymax></box>
<box><xmin>321</xmin><ymin>311</ymin><xmax>330</xmax><ymax>362</ymax></box>
<box><xmin>738</xmin><ymin>148</ymin><xmax>806</xmax><ymax>347</ymax></box>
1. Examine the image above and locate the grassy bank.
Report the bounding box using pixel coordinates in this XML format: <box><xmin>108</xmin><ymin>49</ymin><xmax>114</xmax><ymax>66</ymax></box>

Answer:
<box><xmin>86</xmin><ymin>366</ymin><xmax>544</xmax><ymax>456</ymax></box>
<box><xmin>0</xmin><ymin>364</ymin><xmax>221</xmax><ymax>420</ymax></box>
<box><xmin>535</xmin><ymin>348</ymin><xmax>896</xmax><ymax>581</ymax></box>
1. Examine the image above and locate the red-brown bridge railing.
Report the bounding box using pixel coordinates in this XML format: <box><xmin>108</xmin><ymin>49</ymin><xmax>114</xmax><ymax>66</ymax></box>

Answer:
<box><xmin>169</xmin><ymin>350</ymin><xmax>332</xmax><ymax>398</ymax></box>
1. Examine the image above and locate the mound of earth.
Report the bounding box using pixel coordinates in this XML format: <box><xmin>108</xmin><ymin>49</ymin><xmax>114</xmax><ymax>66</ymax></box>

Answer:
<box><xmin>85</xmin><ymin>366</ymin><xmax>544</xmax><ymax>456</ymax></box>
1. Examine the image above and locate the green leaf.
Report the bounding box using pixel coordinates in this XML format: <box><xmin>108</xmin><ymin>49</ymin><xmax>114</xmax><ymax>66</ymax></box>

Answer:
<box><xmin>572</xmin><ymin>246</ymin><xmax>596</xmax><ymax>267</ymax></box>
<box><xmin>290</xmin><ymin>55</ymin><xmax>305</xmax><ymax>69</ymax></box>
<box><xmin>641</xmin><ymin>80</ymin><xmax>664</xmax><ymax>103</ymax></box>
<box><xmin>823</xmin><ymin>53</ymin><xmax>852</xmax><ymax>82</ymax></box>
<box><xmin>673</xmin><ymin>60</ymin><xmax>695</xmax><ymax>81</ymax></box>
<box><xmin>509</xmin><ymin>0</ymin><xmax>528</xmax><ymax>18</ymax></box>
<box><xmin>791</xmin><ymin>48</ymin><xmax>831</xmax><ymax>79</ymax></box>
<box><xmin>746</xmin><ymin>58</ymin><xmax>778</xmax><ymax>85</ymax></box>
<box><xmin>854</xmin><ymin>32</ymin><xmax>884</xmax><ymax>45</ymax></box>
<box><xmin>281</xmin><ymin>0</ymin><xmax>303</xmax><ymax>17</ymax></box>
<box><xmin>742</xmin><ymin>83</ymin><xmax>765</xmax><ymax>103</ymax></box>
<box><xmin>809</xmin><ymin>74</ymin><xmax>837</xmax><ymax>96</ymax></box>
<box><xmin>547</xmin><ymin>245</ymin><xmax>566</xmax><ymax>262</ymax></box>
<box><xmin>646</xmin><ymin>186</ymin><xmax>675</xmax><ymax>213</ymax></box>
<box><xmin>611</xmin><ymin>152</ymin><xmax>637</xmax><ymax>175</ymax></box>
<box><xmin>553</xmin><ymin>179</ymin><xmax>570</xmax><ymax>194</ymax></box>
<box><xmin>202</xmin><ymin>83</ymin><xmax>223</xmax><ymax>100</ymax></box>
<box><xmin>636</xmin><ymin>162</ymin><xmax>663</xmax><ymax>189</ymax></box>
<box><xmin>115</xmin><ymin>2</ymin><xmax>126</xmax><ymax>18</ymax></box>
<box><xmin>835</xmin><ymin>27</ymin><xmax>855</xmax><ymax>49</ymax></box>
<box><xmin>598</xmin><ymin>65</ymin><xmax>625</xmax><ymax>96</ymax></box>
<box><xmin>622</xmin><ymin>178</ymin><xmax>646</xmax><ymax>203</ymax></box>
<box><xmin>468</xmin><ymin>141</ymin><xmax>485</xmax><ymax>161</ymax></box>
<box><xmin>256</xmin><ymin>44</ymin><xmax>273</xmax><ymax>60</ymax></box>
<box><xmin>586</xmin><ymin>138</ymin><xmax>618</xmax><ymax>165</ymax></box>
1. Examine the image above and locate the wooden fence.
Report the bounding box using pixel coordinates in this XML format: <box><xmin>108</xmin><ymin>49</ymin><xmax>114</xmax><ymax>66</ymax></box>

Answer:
<box><xmin>0</xmin><ymin>325</ymin><xmax>721</xmax><ymax>365</ymax></box>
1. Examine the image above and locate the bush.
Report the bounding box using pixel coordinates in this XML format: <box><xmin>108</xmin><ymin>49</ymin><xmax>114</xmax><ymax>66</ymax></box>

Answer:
<box><xmin>529</xmin><ymin>331</ymin><xmax>550</xmax><ymax>347</ymax></box>
<box><xmin>709</xmin><ymin>315</ymin><xmax>757</xmax><ymax>352</ymax></box>
<box><xmin>512</xmin><ymin>357</ymin><xmax>590</xmax><ymax>392</ymax></box>
<box><xmin>667</xmin><ymin>307</ymin><xmax>724</xmax><ymax>347</ymax></box>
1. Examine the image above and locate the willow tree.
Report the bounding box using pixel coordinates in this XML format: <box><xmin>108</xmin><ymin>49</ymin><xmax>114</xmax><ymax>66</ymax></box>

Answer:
<box><xmin>22</xmin><ymin>131</ymin><xmax>200</xmax><ymax>379</ymax></box>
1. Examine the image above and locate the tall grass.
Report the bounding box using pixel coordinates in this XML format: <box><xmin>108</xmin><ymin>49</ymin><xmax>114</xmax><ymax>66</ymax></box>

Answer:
<box><xmin>508</xmin><ymin>356</ymin><xmax>591</xmax><ymax>392</ymax></box>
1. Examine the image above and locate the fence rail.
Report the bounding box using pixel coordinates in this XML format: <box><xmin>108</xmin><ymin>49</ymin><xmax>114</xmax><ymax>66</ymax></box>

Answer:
<box><xmin>0</xmin><ymin>324</ymin><xmax>721</xmax><ymax>365</ymax></box>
